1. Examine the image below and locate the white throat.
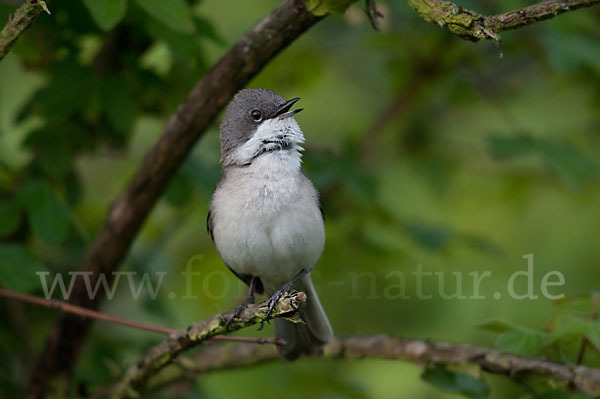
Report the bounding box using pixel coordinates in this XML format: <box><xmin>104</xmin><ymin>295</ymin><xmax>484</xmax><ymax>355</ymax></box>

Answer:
<box><xmin>228</xmin><ymin>117</ymin><xmax>305</xmax><ymax>167</ymax></box>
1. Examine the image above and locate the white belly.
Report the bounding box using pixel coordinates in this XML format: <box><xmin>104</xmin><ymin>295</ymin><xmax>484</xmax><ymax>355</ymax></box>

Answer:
<box><xmin>210</xmin><ymin>151</ymin><xmax>325</xmax><ymax>291</ymax></box>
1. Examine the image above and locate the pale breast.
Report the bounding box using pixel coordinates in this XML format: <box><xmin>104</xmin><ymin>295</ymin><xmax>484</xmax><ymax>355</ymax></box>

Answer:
<box><xmin>210</xmin><ymin>151</ymin><xmax>325</xmax><ymax>286</ymax></box>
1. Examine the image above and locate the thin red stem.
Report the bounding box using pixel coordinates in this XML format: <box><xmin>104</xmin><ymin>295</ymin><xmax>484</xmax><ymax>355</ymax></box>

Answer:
<box><xmin>0</xmin><ymin>287</ymin><xmax>282</xmax><ymax>346</ymax></box>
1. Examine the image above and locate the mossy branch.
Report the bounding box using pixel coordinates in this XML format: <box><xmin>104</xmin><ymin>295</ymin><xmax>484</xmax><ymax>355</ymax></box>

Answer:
<box><xmin>408</xmin><ymin>0</ymin><xmax>600</xmax><ymax>41</ymax></box>
<box><xmin>0</xmin><ymin>0</ymin><xmax>50</xmax><ymax>62</ymax></box>
<box><xmin>109</xmin><ymin>292</ymin><xmax>306</xmax><ymax>399</ymax></box>
<box><xmin>143</xmin><ymin>335</ymin><xmax>600</xmax><ymax>396</ymax></box>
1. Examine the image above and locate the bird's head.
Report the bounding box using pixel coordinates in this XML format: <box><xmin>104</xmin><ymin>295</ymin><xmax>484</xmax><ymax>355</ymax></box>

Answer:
<box><xmin>219</xmin><ymin>88</ymin><xmax>305</xmax><ymax>166</ymax></box>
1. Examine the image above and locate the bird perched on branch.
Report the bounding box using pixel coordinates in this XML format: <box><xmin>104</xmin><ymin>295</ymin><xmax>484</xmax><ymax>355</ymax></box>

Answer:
<box><xmin>207</xmin><ymin>88</ymin><xmax>333</xmax><ymax>360</ymax></box>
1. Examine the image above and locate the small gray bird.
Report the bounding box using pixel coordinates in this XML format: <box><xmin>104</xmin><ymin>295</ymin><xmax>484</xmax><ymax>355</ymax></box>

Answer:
<box><xmin>207</xmin><ymin>88</ymin><xmax>333</xmax><ymax>360</ymax></box>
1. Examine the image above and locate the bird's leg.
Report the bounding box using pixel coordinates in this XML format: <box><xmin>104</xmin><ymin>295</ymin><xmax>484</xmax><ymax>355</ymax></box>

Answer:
<box><xmin>226</xmin><ymin>276</ymin><xmax>256</xmax><ymax>331</ymax></box>
<box><xmin>259</xmin><ymin>268</ymin><xmax>308</xmax><ymax>330</ymax></box>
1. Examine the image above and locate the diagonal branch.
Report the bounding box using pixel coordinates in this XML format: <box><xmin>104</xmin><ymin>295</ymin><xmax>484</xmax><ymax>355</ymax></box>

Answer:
<box><xmin>141</xmin><ymin>335</ymin><xmax>600</xmax><ymax>396</ymax></box>
<box><xmin>109</xmin><ymin>292</ymin><xmax>306</xmax><ymax>399</ymax></box>
<box><xmin>408</xmin><ymin>0</ymin><xmax>600</xmax><ymax>41</ymax></box>
<box><xmin>0</xmin><ymin>287</ymin><xmax>282</xmax><ymax>345</ymax></box>
<box><xmin>0</xmin><ymin>0</ymin><xmax>50</xmax><ymax>62</ymax></box>
<box><xmin>26</xmin><ymin>1</ymin><xmax>322</xmax><ymax>397</ymax></box>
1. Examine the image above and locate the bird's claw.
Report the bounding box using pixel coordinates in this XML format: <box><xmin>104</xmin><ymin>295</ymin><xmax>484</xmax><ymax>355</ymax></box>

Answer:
<box><xmin>259</xmin><ymin>283</ymin><xmax>294</xmax><ymax>330</ymax></box>
<box><xmin>225</xmin><ymin>302</ymin><xmax>250</xmax><ymax>331</ymax></box>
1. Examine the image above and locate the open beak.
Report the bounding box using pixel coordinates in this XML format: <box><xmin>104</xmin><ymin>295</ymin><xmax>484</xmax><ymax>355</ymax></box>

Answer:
<box><xmin>273</xmin><ymin>97</ymin><xmax>302</xmax><ymax>119</ymax></box>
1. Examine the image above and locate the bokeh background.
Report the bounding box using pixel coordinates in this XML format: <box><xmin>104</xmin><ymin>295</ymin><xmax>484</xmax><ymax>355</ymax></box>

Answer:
<box><xmin>1</xmin><ymin>0</ymin><xmax>600</xmax><ymax>398</ymax></box>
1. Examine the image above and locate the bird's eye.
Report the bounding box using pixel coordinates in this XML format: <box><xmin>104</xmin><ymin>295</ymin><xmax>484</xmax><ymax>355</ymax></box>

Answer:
<box><xmin>250</xmin><ymin>110</ymin><xmax>262</xmax><ymax>121</ymax></box>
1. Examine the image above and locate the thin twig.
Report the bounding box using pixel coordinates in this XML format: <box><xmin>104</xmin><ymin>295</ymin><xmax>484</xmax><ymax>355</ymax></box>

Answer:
<box><xmin>0</xmin><ymin>0</ymin><xmax>50</xmax><ymax>61</ymax></box>
<box><xmin>0</xmin><ymin>288</ymin><xmax>283</xmax><ymax>346</ymax></box>
<box><xmin>366</xmin><ymin>0</ymin><xmax>383</xmax><ymax>30</ymax></box>
<box><xmin>576</xmin><ymin>296</ymin><xmax>600</xmax><ymax>365</ymax></box>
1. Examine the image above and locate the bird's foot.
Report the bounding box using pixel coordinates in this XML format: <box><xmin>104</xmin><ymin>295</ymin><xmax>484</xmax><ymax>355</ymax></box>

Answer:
<box><xmin>226</xmin><ymin>278</ymin><xmax>257</xmax><ymax>331</ymax></box>
<box><xmin>259</xmin><ymin>268</ymin><xmax>308</xmax><ymax>331</ymax></box>
<box><xmin>225</xmin><ymin>301</ymin><xmax>252</xmax><ymax>331</ymax></box>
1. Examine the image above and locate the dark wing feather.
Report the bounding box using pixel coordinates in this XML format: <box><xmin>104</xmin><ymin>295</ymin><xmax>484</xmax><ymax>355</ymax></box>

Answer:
<box><xmin>206</xmin><ymin>209</ymin><xmax>215</xmax><ymax>242</ymax></box>
<box><xmin>224</xmin><ymin>264</ymin><xmax>264</xmax><ymax>294</ymax></box>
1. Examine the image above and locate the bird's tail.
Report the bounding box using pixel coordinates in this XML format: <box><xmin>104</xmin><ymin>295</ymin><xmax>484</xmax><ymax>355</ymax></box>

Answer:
<box><xmin>274</xmin><ymin>274</ymin><xmax>333</xmax><ymax>361</ymax></box>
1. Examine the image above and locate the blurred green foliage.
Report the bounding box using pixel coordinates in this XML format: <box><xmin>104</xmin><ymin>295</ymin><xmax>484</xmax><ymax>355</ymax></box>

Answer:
<box><xmin>1</xmin><ymin>0</ymin><xmax>600</xmax><ymax>398</ymax></box>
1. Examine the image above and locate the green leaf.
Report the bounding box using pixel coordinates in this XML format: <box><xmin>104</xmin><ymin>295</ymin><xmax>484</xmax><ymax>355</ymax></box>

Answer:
<box><xmin>39</xmin><ymin>145</ymin><xmax>75</xmax><ymax>179</ymax></box>
<box><xmin>164</xmin><ymin>171</ymin><xmax>193</xmax><ymax>207</ymax></box>
<box><xmin>476</xmin><ymin>319</ymin><xmax>516</xmax><ymax>333</ymax></box>
<box><xmin>550</xmin><ymin>316</ymin><xmax>588</xmax><ymax>341</ymax></box>
<box><xmin>422</xmin><ymin>364</ymin><xmax>489</xmax><ymax>399</ymax></box>
<box><xmin>100</xmin><ymin>76</ymin><xmax>138</xmax><ymax>134</ymax></box>
<box><xmin>0</xmin><ymin>244</ymin><xmax>45</xmax><ymax>292</ymax></box>
<box><xmin>584</xmin><ymin>322</ymin><xmax>600</xmax><ymax>352</ymax></box>
<box><xmin>0</xmin><ymin>200</ymin><xmax>21</xmax><ymax>237</ymax></box>
<box><xmin>548</xmin><ymin>315</ymin><xmax>600</xmax><ymax>353</ymax></box>
<box><xmin>305</xmin><ymin>0</ymin><xmax>358</xmax><ymax>16</ymax></box>
<box><xmin>538</xmin><ymin>140</ymin><xmax>600</xmax><ymax>187</ymax></box>
<box><xmin>534</xmin><ymin>389</ymin><xmax>573</xmax><ymax>399</ymax></box>
<box><xmin>195</xmin><ymin>15</ymin><xmax>223</xmax><ymax>45</ymax></box>
<box><xmin>19</xmin><ymin>180</ymin><xmax>70</xmax><ymax>245</ymax></box>
<box><xmin>488</xmin><ymin>134</ymin><xmax>600</xmax><ymax>187</ymax></box>
<box><xmin>404</xmin><ymin>220</ymin><xmax>452</xmax><ymax>251</ymax></box>
<box><xmin>495</xmin><ymin>328</ymin><xmax>544</xmax><ymax>356</ymax></box>
<box><xmin>134</xmin><ymin>0</ymin><xmax>195</xmax><ymax>34</ymax></box>
<box><xmin>83</xmin><ymin>0</ymin><xmax>127</xmax><ymax>31</ymax></box>
<box><xmin>488</xmin><ymin>134</ymin><xmax>537</xmax><ymax>160</ymax></box>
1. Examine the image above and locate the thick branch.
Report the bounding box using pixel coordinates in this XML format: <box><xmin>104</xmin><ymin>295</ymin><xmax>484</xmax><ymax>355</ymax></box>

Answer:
<box><xmin>27</xmin><ymin>1</ymin><xmax>322</xmax><ymax>397</ymax></box>
<box><xmin>408</xmin><ymin>0</ymin><xmax>600</xmax><ymax>41</ymax></box>
<box><xmin>145</xmin><ymin>335</ymin><xmax>600</xmax><ymax>395</ymax></box>
<box><xmin>109</xmin><ymin>292</ymin><xmax>306</xmax><ymax>399</ymax></box>
<box><xmin>0</xmin><ymin>0</ymin><xmax>49</xmax><ymax>61</ymax></box>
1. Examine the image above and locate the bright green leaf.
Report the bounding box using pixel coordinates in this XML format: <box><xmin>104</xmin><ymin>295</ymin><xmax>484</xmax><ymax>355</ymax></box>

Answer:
<box><xmin>83</xmin><ymin>0</ymin><xmax>127</xmax><ymax>31</ymax></box>
<box><xmin>0</xmin><ymin>244</ymin><xmax>45</xmax><ymax>292</ymax></box>
<box><xmin>134</xmin><ymin>0</ymin><xmax>195</xmax><ymax>34</ymax></box>
<box><xmin>19</xmin><ymin>180</ymin><xmax>70</xmax><ymax>245</ymax></box>
<box><xmin>422</xmin><ymin>364</ymin><xmax>489</xmax><ymax>399</ymax></box>
<box><xmin>495</xmin><ymin>328</ymin><xmax>544</xmax><ymax>356</ymax></box>
<box><xmin>139</xmin><ymin>41</ymin><xmax>173</xmax><ymax>75</ymax></box>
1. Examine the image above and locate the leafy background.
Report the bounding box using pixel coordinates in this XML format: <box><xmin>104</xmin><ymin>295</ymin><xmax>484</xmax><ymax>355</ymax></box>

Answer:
<box><xmin>1</xmin><ymin>0</ymin><xmax>600</xmax><ymax>398</ymax></box>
